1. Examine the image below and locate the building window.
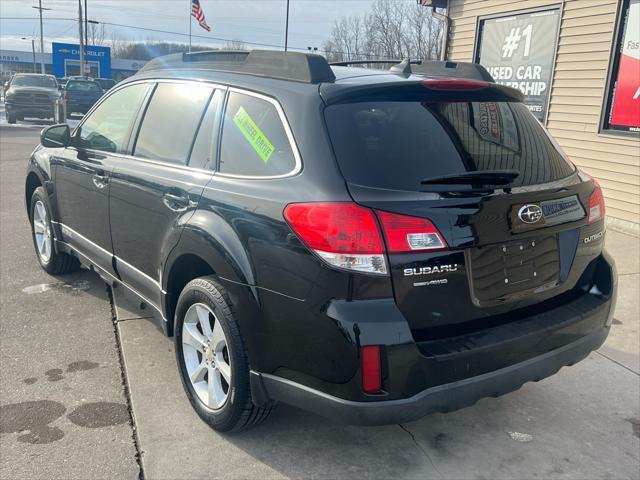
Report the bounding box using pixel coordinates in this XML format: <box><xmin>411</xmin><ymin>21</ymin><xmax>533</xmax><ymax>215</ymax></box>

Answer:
<box><xmin>475</xmin><ymin>7</ymin><xmax>561</xmax><ymax>123</ymax></box>
<box><xmin>601</xmin><ymin>0</ymin><xmax>640</xmax><ymax>135</ymax></box>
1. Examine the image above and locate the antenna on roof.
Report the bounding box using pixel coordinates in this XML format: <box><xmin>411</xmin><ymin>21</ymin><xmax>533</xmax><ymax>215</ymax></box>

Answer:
<box><xmin>390</xmin><ymin>58</ymin><xmax>412</xmax><ymax>76</ymax></box>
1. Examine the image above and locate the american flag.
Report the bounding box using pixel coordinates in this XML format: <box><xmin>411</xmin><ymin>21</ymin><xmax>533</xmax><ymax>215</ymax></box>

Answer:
<box><xmin>191</xmin><ymin>0</ymin><xmax>211</xmax><ymax>32</ymax></box>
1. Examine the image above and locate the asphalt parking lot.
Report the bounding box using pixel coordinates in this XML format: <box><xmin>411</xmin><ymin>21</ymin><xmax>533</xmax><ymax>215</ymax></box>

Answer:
<box><xmin>1</xmin><ymin>125</ymin><xmax>639</xmax><ymax>480</ymax></box>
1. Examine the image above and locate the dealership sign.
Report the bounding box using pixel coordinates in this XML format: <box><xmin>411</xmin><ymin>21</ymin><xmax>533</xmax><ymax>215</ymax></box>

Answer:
<box><xmin>606</xmin><ymin>0</ymin><xmax>640</xmax><ymax>132</ymax></box>
<box><xmin>51</xmin><ymin>42</ymin><xmax>111</xmax><ymax>78</ymax></box>
<box><xmin>476</xmin><ymin>9</ymin><xmax>560</xmax><ymax>122</ymax></box>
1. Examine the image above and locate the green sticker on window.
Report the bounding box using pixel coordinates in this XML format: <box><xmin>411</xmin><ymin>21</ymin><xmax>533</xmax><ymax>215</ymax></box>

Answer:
<box><xmin>233</xmin><ymin>106</ymin><xmax>275</xmax><ymax>163</ymax></box>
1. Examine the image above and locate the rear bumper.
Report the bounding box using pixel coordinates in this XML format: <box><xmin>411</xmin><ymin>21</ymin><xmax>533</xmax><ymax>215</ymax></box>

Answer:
<box><xmin>251</xmin><ymin>251</ymin><xmax>616</xmax><ymax>425</ymax></box>
<box><xmin>253</xmin><ymin>325</ymin><xmax>609</xmax><ymax>425</ymax></box>
<box><xmin>66</xmin><ymin>103</ymin><xmax>94</xmax><ymax>113</ymax></box>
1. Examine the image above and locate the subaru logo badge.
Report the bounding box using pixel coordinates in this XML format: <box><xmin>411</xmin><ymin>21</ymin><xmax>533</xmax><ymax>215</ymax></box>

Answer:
<box><xmin>518</xmin><ymin>204</ymin><xmax>543</xmax><ymax>224</ymax></box>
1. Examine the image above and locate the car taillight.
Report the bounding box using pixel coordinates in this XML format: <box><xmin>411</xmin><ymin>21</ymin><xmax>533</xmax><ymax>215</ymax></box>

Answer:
<box><xmin>284</xmin><ymin>203</ymin><xmax>448</xmax><ymax>273</ymax></box>
<box><xmin>283</xmin><ymin>202</ymin><xmax>387</xmax><ymax>274</ymax></box>
<box><xmin>376</xmin><ymin>210</ymin><xmax>447</xmax><ymax>253</ymax></box>
<box><xmin>422</xmin><ymin>78</ymin><xmax>489</xmax><ymax>90</ymax></box>
<box><xmin>588</xmin><ymin>177</ymin><xmax>606</xmax><ymax>224</ymax></box>
<box><xmin>361</xmin><ymin>345</ymin><xmax>382</xmax><ymax>394</ymax></box>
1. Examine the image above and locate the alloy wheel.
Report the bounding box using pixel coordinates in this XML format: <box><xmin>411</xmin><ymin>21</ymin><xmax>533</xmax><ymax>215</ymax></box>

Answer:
<box><xmin>182</xmin><ymin>303</ymin><xmax>231</xmax><ymax>410</ymax></box>
<box><xmin>33</xmin><ymin>200</ymin><xmax>52</xmax><ymax>263</ymax></box>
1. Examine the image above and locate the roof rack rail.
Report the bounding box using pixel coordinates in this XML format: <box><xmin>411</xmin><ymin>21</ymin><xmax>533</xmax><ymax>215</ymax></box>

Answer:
<box><xmin>138</xmin><ymin>49</ymin><xmax>336</xmax><ymax>84</ymax></box>
<box><xmin>412</xmin><ymin>61</ymin><xmax>495</xmax><ymax>82</ymax></box>
<box><xmin>329</xmin><ymin>59</ymin><xmax>423</xmax><ymax>67</ymax></box>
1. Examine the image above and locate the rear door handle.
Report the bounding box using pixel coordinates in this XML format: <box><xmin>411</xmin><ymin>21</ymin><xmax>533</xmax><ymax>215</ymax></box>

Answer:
<box><xmin>92</xmin><ymin>172</ymin><xmax>109</xmax><ymax>189</ymax></box>
<box><xmin>162</xmin><ymin>192</ymin><xmax>190</xmax><ymax>212</ymax></box>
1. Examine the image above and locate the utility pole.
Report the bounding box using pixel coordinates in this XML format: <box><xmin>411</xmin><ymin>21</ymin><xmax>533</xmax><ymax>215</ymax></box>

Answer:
<box><xmin>78</xmin><ymin>0</ymin><xmax>85</xmax><ymax>77</ymax></box>
<box><xmin>22</xmin><ymin>37</ymin><xmax>37</xmax><ymax>72</ymax></box>
<box><xmin>31</xmin><ymin>40</ymin><xmax>37</xmax><ymax>73</ymax></box>
<box><xmin>32</xmin><ymin>0</ymin><xmax>50</xmax><ymax>74</ymax></box>
<box><xmin>284</xmin><ymin>0</ymin><xmax>290</xmax><ymax>51</ymax></box>
<box><xmin>84</xmin><ymin>0</ymin><xmax>88</xmax><ymax>46</ymax></box>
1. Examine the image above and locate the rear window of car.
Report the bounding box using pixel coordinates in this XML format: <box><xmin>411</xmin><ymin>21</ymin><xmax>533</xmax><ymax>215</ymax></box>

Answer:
<box><xmin>12</xmin><ymin>75</ymin><xmax>57</xmax><ymax>88</ymax></box>
<box><xmin>67</xmin><ymin>81</ymin><xmax>102</xmax><ymax>92</ymax></box>
<box><xmin>324</xmin><ymin>101</ymin><xmax>575</xmax><ymax>190</ymax></box>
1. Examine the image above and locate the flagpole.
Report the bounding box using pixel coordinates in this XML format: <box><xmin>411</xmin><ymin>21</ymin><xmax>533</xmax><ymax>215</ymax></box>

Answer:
<box><xmin>284</xmin><ymin>0</ymin><xmax>290</xmax><ymax>51</ymax></box>
<box><xmin>188</xmin><ymin>0</ymin><xmax>192</xmax><ymax>52</ymax></box>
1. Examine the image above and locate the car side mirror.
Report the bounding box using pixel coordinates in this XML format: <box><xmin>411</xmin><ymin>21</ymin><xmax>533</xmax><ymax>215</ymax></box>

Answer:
<box><xmin>41</xmin><ymin>124</ymin><xmax>71</xmax><ymax>148</ymax></box>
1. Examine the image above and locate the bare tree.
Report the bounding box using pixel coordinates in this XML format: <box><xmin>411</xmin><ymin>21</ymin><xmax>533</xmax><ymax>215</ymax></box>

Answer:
<box><xmin>322</xmin><ymin>39</ymin><xmax>339</xmax><ymax>62</ymax></box>
<box><xmin>223</xmin><ymin>39</ymin><xmax>248</xmax><ymax>51</ymax></box>
<box><xmin>87</xmin><ymin>22</ymin><xmax>107</xmax><ymax>46</ymax></box>
<box><xmin>323</xmin><ymin>0</ymin><xmax>443</xmax><ymax>62</ymax></box>
<box><xmin>322</xmin><ymin>14</ymin><xmax>369</xmax><ymax>62</ymax></box>
<box><xmin>108</xmin><ymin>30</ymin><xmax>128</xmax><ymax>58</ymax></box>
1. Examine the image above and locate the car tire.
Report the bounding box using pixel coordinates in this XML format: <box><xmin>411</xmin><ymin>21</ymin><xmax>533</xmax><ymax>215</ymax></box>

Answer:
<box><xmin>174</xmin><ymin>276</ymin><xmax>272</xmax><ymax>432</ymax></box>
<box><xmin>7</xmin><ymin>112</ymin><xmax>16</xmax><ymax>124</ymax></box>
<box><xmin>30</xmin><ymin>187</ymin><xmax>80</xmax><ymax>275</ymax></box>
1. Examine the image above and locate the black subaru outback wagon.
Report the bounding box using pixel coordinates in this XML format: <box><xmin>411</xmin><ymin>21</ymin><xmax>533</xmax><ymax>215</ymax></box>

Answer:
<box><xmin>26</xmin><ymin>51</ymin><xmax>617</xmax><ymax>432</ymax></box>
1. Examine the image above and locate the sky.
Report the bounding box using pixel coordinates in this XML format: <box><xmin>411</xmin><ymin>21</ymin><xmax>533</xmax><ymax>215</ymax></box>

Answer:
<box><xmin>0</xmin><ymin>0</ymin><xmax>393</xmax><ymax>54</ymax></box>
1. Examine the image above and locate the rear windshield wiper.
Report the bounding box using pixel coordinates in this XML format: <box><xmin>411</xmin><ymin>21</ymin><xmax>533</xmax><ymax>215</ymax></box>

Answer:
<box><xmin>420</xmin><ymin>169</ymin><xmax>520</xmax><ymax>187</ymax></box>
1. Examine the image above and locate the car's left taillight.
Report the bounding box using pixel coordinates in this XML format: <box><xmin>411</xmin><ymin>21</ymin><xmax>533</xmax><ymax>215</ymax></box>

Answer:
<box><xmin>284</xmin><ymin>202</ymin><xmax>449</xmax><ymax>274</ymax></box>
<box><xmin>283</xmin><ymin>202</ymin><xmax>387</xmax><ymax>274</ymax></box>
<box><xmin>588</xmin><ymin>176</ymin><xmax>606</xmax><ymax>224</ymax></box>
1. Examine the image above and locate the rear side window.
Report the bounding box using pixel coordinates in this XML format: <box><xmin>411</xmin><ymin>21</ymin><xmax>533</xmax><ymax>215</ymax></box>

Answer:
<box><xmin>78</xmin><ymin>83</ymin><xmax>148</xmax><ymax>153</ymax></box>
<box><xmin>219</xmin><ymin>92</ymin><xmax>296</xmax><ymax>177</ymax></box>
<box><xmin>134</xmin><ymin>82</ymin><xmax>213</xmax><ymax>164</ymax></box>
<box><xmin>67</xmin><ymin>81</ymin><xmax>101</xmax><ymax>92</ymax></box>
<box><xmin>325</xmin><ymin>101</ymin><xmax>575</xmax><ymax>190</ymax></box>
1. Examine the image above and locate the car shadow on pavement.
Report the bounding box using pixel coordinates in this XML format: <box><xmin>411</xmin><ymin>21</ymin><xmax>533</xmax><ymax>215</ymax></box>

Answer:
<box><xmin>226</xmin><ymin>403</ymin><xmax>455</xmax><ymax>478</ymax></box>
<box><xmin>224</xmin><ymin>392</ymin><xmax>538</xmax><ymax>479</ymax></box>
<box><xmin>221</xmin><ymin>351</ymin><xmax>640</xmax><ymax>479</ymax></box>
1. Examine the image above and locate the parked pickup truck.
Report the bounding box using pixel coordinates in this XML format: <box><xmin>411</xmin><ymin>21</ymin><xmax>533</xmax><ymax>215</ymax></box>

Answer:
<box><xmin>63</xmin><ymin>79</ymin><xmax>104</xmax><ymax>116</ymax></box>
<box><xmin>4</xmin><ymin>74</ymin><xmax>61</xmax><ymax>124</ymax></box>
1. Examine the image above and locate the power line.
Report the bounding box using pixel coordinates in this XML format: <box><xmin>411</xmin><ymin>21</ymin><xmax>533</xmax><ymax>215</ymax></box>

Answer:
<box><xmin>0</xmin><ymin>16</ymin><xmax>403</xmax><ymax>60</ymax></box>
<box><xmin>97</xmin><ymin>20</ymin><xmax>388</xmax><ymax>58</ymax></box>
<box><xmin>101</xmin><ymin>20</ymin><xmax>303</xmax><ymax>50</ymax></box>
<box><xmin>1</xmin><ymin>16</ymin><xmax>321</xmax><ymax>53</ymax></box>
<box><xmin>1</xmin><ymin>17</ymin><xmax>76</xmax><ymax>20</ymax></box>
<box><xmin>51</xmin><ymin>20</ymin><xmax>77</xmax><ymax>38</ymax></box>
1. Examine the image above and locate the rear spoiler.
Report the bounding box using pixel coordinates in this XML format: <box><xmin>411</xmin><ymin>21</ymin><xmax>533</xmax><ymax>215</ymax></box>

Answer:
<box><xmin>330</xmin><ymin>59</ymin><xmax>495</xmax><ymax>82</ymax></box>
<box><xmin>320</xmin><ymin>78</ymin><xmax>524</xmax><ymax>105</ymax></box>
<box><xmin>413</xmin><ymin>61</ymin><xmax>495</xmax><ymax>82</ymax></box>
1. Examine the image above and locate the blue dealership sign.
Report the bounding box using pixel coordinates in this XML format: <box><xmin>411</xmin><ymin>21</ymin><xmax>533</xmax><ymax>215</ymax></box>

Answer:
<box><xmin>52</xmin><ymin>42</ymin><xmax>111</xmax><ymax>78</ymax></box>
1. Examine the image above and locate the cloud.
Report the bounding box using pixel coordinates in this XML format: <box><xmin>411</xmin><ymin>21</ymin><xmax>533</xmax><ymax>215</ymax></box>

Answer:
<box><xmin>0</xmin><ymin>35</ymin><xmax>81</xmax><ymax>52</ymax></box>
